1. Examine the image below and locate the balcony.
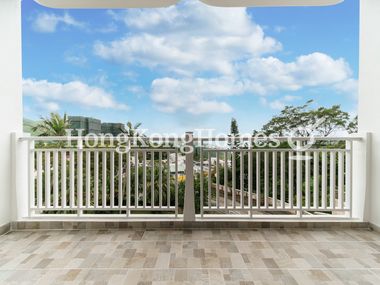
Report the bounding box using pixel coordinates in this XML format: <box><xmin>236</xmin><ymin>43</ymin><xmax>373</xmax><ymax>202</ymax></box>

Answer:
<box><xmin>2</xmin><ymin>0</ymin><xmax>380</xmax><ymax>284</ymax></box>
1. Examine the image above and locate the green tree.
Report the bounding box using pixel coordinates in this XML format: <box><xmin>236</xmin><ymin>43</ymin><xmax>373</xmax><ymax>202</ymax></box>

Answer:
<box><xmin>32</xmin><ymin>113</ymin><xmax>70</xmax><ymax>136</ymax></box>
<box><xmin>259</xmin><ymin>100</ymin><xmax>354</xmax><ymax>137</ymax></box>
<box><xmin>230</xmin><ymin>118</ymin><xmax>239</xmax><ymax>136</ymax></box>
<box><xmin>347</xmin><ymin>116</ymin><xmax>358</xmax><ymax>134</ymax></box>
<box><xmin>121</xmin><ymin>121</ymin><xmax>142</xmax><ymax>137</ymax></box>
<box><xmin>229</xmin><ymin>117</ymin><xmax>240</xmax><ymax>148</ymax></box>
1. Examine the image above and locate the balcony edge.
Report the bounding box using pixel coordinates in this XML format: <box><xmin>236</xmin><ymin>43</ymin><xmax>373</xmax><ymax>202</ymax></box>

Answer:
<box><xmin>10</xmin><ymin>220</ymin><xmax>370</xmax><ymax>231</ymax></box>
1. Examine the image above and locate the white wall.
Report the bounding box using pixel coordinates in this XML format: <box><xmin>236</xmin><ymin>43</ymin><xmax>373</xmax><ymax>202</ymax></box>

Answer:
<box><xmin>359</xmin><ymin>0</ymin><xmax>380</xmax><ymax>226</ymax></box>
<box><xmin>0</xmin><ymin>0</ymin><xmax>23</xmax><ymax>227</ymax></box>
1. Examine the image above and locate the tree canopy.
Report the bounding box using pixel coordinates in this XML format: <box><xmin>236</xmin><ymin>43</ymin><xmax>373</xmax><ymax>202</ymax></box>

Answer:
<box><xmin>32</xmin><ymin>113</ymin><xmax>71</xmax><ymax>136</ymax></box>
<box><xmin>256</xmin><ymin>100</ymin><xmax>357</xmax><ymax>137</ymax></box>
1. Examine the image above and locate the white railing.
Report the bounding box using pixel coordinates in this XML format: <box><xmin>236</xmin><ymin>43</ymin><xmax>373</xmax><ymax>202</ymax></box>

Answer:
<box><xmin>16</xmin><ymin>133</ymin><xmax>364</xmax><ymax>220</ymax></box>
<box><xmin>198</xmin><ymin>139</ymin><xmax>355</xmax><ymax>219</ymax></box>
<box><xmin>23</xmin><ymin>137</ymin><xmax>181</xmax><ymax>218</ymax></box>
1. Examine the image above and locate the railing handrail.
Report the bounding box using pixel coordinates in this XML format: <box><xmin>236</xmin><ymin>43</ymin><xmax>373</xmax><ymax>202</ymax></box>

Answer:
<box><xmin>18</xmin><ymin>133</ymin><xmax>365</xmax><ymax>142</ymax></box>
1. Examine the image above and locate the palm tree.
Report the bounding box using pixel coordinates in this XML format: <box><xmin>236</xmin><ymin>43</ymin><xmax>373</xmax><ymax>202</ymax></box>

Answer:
<box><xmin>121</xmin><ymin>121</ymin><xmax>142</xmax><ymax>137</ymax></box>
<box><xmin>32</xmin><ymin>113</ymin><xmax>70</xmax><ymax>136</ymax></box>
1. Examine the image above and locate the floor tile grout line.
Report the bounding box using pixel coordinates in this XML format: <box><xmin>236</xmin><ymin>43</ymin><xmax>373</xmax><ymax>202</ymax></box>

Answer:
<box><xmin>2</xmin><ymin>267</ymin><xmax>380</xmax><ymax>271</ymax></box>
<box><xmin>2</xmin><ymin>239</ymin><xmax>380</xmax><ymax>244</ymax></box>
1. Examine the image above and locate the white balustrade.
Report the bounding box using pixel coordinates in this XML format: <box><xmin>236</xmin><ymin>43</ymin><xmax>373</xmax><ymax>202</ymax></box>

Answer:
<box><xmin>17</xmin><ymin>134</ymin><xmax>363</xmax><ymax>220</ymax></box>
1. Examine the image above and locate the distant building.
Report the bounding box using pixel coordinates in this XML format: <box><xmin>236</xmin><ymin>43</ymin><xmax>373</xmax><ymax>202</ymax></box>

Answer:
<box><xmin>101</xmin><ymin>123</ymin><xmax>125</xmax><ymax>136</ymax></box>
<box><xmin>68</xmin><ymin>116</ymin><xmax>125</xmax><ymax>136</ymax></box>
<box><xmin>68</xmin><ymin>116</ymin><xmax>101</xmax><ymax>135</ymax></box>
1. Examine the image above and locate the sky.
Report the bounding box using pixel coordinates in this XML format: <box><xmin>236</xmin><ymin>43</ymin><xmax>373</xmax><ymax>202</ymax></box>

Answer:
<box><xmin>22</xmin><ymin>0</ymin><xmax>359</xmax><ymax>135</ymax></box>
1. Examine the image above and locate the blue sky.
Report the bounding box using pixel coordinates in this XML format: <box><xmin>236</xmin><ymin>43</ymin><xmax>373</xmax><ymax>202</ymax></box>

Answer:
<box><xmin>22</xmin><ymin>0</ymin><xmax>359</xmax><ymax>134</ymax></box>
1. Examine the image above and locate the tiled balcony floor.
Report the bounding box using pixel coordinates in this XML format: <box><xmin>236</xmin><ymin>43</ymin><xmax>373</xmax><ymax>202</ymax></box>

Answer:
<box><xmin>1</xmin><ymin>228</ymin><xmax>380</xmax><ymax>284</ymax></box>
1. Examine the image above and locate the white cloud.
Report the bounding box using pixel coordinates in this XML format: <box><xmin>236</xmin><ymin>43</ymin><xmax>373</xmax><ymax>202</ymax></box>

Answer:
<box><xmin>23</xmin><ymin>79</ymin><xmax>128</xmax><ymax>111</ymax></box>
<box><xmin>128</xmin><ymin>85</ymin><xmax>147</xmax><ymax>98</ymax></box>
<box><xmin>274</xmin><ymin>26</ymin><xmax>286</xmax><ymax>33</ymax></box>
<box><xmin>64</xmin><ymin>54</ymin><xmax>88</xmax><ymax>67</ymax></box>
<box><xmin>96</xmin><ymin>22</ymin><xmax>118</xmax><ymax>34</ymax></box>
<box><xmin>260</xmin><ymin>95</ymin><xmax>300</xmax><ymax>110</ymax></box>
<box><xmin>150</xmin><ymin>52</ymin><xmax>354</xmax><ymax>114</ymax></box>
<box><xmin>151</xmin><ymin>77</ymin><xmax>235</xmax><ymax>114</ymax></box>
<box><xmin>96</xmin><ymin>1</ymin><xmax>356</xmax><ymax>115</ymax></box>
<box><xmin>334</xmin><ymin>78</ymin><xmax>358</xmax><ymax>98</ymax></box>
<box><xmin>38</xmin><ymin>100</ymin><xmax>60</xmax><ymax>112</ymax></box>
<box><xmin>95</xmin><ymin>1</ymin><xmax>281</xmax><ymax>76</ymax></box>
<box><xmin>32</xmin><ymin>12</ymin><xmax>86</xmax><ymax>33</ymax></box>
<box><xmin>239</xmin><ymin>52</ymin><xmax>353</xmax><ymax>95</ymax></box>
<box><xmin>270</xmin><ymin>100</ymin><xmax>285</xmax><ymax>110</ymax></box>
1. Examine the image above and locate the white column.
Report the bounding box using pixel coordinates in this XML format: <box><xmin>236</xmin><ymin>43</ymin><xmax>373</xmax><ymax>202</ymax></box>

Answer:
<box><xmin>358</xmin><ymin>0</ymin><xmax>380</xmax><ymax>226</ymax></box>
<box><xmin>0</xmin><ymin>0</ymin><xmax>23</xmax><ymax>228</ymax></box>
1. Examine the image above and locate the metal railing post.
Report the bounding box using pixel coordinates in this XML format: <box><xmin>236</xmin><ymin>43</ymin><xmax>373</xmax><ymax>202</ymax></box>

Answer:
<box><xmin>28</xmin><ymin>138</ymin><xmax>35</xmax><ymax>217</ymax></box>
<box><xmin>77</xmin><ymin>139</ymin><xmax>83</xmax><ymax>217</ymax></box>
<box><xmin>183</xmin><ymin>132</ymin><xmax>195</xmax><ymax>221</ymax></box>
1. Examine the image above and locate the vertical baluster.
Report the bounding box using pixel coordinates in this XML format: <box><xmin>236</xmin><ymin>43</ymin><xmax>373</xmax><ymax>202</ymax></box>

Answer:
<box><xmin>151</xmin><ymin>151</ymin><xmax>155</xmax><ymax>208</ymax></box>
<box><xmin>345</xmin><ymin>141</ymin><xmax>352</xmax><ymax>212</ymax></box>
<box><xmin>135</xmin><ymin>151</ymin><xmax>139</xmax><ymax>208</ymax></box>
<box><xmin>272</xmin><ymin>151</ymin><xmax>277</xmax><ymax>209</ymax></box>
<box><xmin>338</xmin><ymin>151</ymin><xmax>344</xmax><ymax>210</ymax></box>
<box><xmin>45</xmin><ymin>151</ymin><xmax>51</xmax><ymax>208</ymax></box>
<box><xmin>167</xmin><ymin>151</ymin><xmax>170</xmax><ymax>208</ymax></box>
<box><xmin>232</xmin><ymin>150</ymin><xmax>236</xmax><ymax>209</ymax></box>
<box><xmin>256</xmin><ymin>152</ymin><xmax>261</xmax><ymax>209</ymax></box>
<box><xmin>224</xmin><ymin>151</ymin><xmax>228</xmax><ymax>209</ymax></box>
<box><xmin>53</xmin><ymin>151</ymin><xmax>59</xmax><ymax>208</ymax></box>
<box><xmin>305</xmin><ymin>151</ymin><xmax>311</xmax><ymax>209</ymax></box>
<box><xmin>110</xmin><ymin>151</ymin><xmax>115</xmax><ymax>208</ymax></box>
<box><xmin>175</xmin><ymin>151</ymin><xmax>179</xmax><ymax>217</ymax></box>
<box><xmin>288</xmin><ymin>151</ymin><xmax>293</xmax><ymax>209</ymax></box>
<box><xmin>313</xmin><ymin>151</ymin><xmax>319</xmax><ymax>209</ymax></box>
<box><xmin>321</xmin><ymin>151</ymin><xmax>327</xmax><ymax>209</ymax></box>
<box><xmin>126</xmin><ymin>146</ymin><xmax>131</xmax><ymax>216</ymax></box>
<box><xmin>61</xmin><ymin>150</ymin><xmax>66</xmax><ymax>208</ymax></box>
<box><xmin>118</xmin><ymin>152</ymin><xmax>123</xmax><ymax>208</ymax></box>
<box><xmin>208</xmin><ymin>152</ymin><xmax>211</xmax><ymax>208</ymax></box>
<box><xmin>240</xmin><ymin>151</ymin><xmax>244</xmax><ymax>208</ymax></box>
<box><xmin>69</xmin><ymin>151</ymin><xmax>75</xmax><ymax>209</ymax></box>
<box><xmin>330</xmin><ymin>151</ymin><xmax>336</xmax><ymax>209</ymax></box>
<box><xmin>77</xmin><ymin>141</ymin><xmax>83</xmax><ymax>215</ymax></box>
<box><xmin>280</xmin><ymin>151</ymin><xmax>285</xmax><ymax>209</ymax></box>
<box><xmin>264</xmin><ymin>151</ymin><xmax>269</xmax><ymax>209</ymax></box>
<box><xmin>143</xmin><ymin>151</ymin><xmax>147</xmax><ymax>208</ymax></box>
<box><xmin>37</xmin><ymin>151</ymin><xmax>43</xmax><ymax>209</ymax></box>
<box><xmin>86</xmin><ymin>151</ymin><xmax>91</xmax><ymax>208</ymax></box>
<box><xmin>102</xmin><ymin>150</ymin><xmax>107</xmax><ymax>208</ymax></box>
<box><xmin>159</xmin><ymin>151</ymin><xmax>162</xmax><ymax>208</ymax></box>
<box><xmin>200</xmin><ymin>147</ymin><xmax>204</xmax><ymax>217</ymax></box>
<box><xmin>248</xmin><ymin>150</ymin><xmax>252</xmax><ymax>215</ymax></box>
<box><xmin>296</xmin><ymin>143</ymin><xmax>302</xmax><ymax>211</ymax></box>
<box><xmin>216</xmin><ymin>151</ymin><xmax>220</xmax><ymax>209</ymax></box>
<box><xmin>94</xmin><ymin>151</ymin><xmax>99</xmax><ymax>208</ymax></box>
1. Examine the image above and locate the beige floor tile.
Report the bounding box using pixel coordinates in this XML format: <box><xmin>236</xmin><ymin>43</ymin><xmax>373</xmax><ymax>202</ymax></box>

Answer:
<box><xmin>1</xmin><ymin>229</ymin><xmax>380</xmax><ymax>284</ymax></box>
